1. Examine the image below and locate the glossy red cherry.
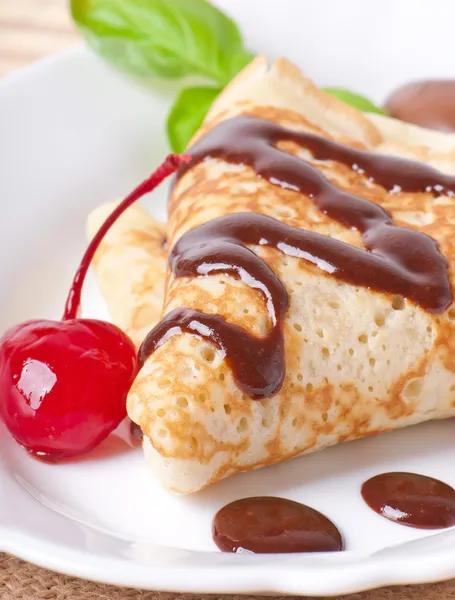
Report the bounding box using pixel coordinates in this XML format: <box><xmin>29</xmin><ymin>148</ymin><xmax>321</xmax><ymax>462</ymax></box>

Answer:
<box><xmin>0</xmin><ymin>153</ymin><xmax>189</xmax><ymax>460</ymax></box>
<box><xmin>0</xmin><ymin>319</ymin><xmax>136</xmax><ymax>460</ymax></box>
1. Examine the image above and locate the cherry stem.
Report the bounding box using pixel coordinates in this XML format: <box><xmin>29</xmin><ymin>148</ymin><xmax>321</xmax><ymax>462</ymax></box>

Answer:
<box><xmin>63</xmin><ymin>153</ymin><xmax>191</xmax><ymax>321</ymax></box>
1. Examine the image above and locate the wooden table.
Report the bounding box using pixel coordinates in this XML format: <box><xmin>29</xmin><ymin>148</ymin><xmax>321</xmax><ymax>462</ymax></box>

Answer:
<box><xmin>0</xmin><ymin>0</ymin><xmax>78</xmax><ymax>78</ymax></box>
<box><xmin>1</xmin><ymin>1</ymin><xmax>455</xmax><ymax>599</ymax></box>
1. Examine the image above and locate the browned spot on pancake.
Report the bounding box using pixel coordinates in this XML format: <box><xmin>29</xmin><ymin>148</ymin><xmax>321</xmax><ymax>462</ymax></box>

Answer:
<box><xmin>435</xmin><ymin>319</ymin><xmax>455</xmax><ymax>372</ymax></box>
<box><xmin>383</xmin><ymin>352</ymin><xmax>431</xmax><ymax>419</ymax></box>
<box><xmin>150</xmin><ymin>418</ymin><xmax>250</xmax><ymax>462</ymax></box>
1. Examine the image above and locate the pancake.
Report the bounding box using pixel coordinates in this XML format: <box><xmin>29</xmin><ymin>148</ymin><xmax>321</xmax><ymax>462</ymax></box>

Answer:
<box><xmin>87</xmin><ymin>202</ymin><xmax>166</xmax><ymax>348</ymax></box>
<box><xmin>367</xmin><ymin>112</ymin><xmax>455</xmax><ymax>173</ymax></box>
<box><xmin>91</xmin><ymin>57</ymin><xmax>455</xmax><ymax>494</ymax></box>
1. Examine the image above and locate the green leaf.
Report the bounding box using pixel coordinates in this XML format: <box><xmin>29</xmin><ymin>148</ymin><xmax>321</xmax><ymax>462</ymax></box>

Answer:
<box><xmin>323</xmin><ymin>87</ymin><xmax>387</xmax><ymax>115</ymax></box>
<box><xmin>167</xmin><ymin>87</ymin><xmax>220</xmax><ymax>153</ymax></box>
<box><xmin>71</xmin><ymin>0</ymin><xmax>253</xmax><ymax>84</ymax></box>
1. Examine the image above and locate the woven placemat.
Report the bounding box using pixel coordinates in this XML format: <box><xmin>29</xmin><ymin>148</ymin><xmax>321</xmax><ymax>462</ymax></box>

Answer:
<box><xmin>1</xmin><ymin>554</ymin><xmax>455</xmax><ymax>600</ymax></box>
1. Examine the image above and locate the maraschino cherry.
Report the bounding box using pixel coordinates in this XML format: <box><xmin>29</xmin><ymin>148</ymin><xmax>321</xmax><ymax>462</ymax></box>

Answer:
<box><xmin>0</xmin><ymin>153</ymin><xmax>189</xmax><ymax>461</ymax></box>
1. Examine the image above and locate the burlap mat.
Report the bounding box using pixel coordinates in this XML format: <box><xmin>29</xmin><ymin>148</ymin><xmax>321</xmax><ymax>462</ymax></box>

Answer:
<box><xmin>1</xmin><ymin>554</ymin><xmax>454</xmax><ymax>600</ymax></box>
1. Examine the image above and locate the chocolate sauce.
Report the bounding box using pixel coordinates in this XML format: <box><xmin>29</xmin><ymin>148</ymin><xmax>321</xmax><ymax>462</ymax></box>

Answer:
<box><xmin>212</xmin><ymin>496</ymin><xmax>343</xmax><ymax>553</ymax></box>
<box><xmin>179</xmin><ymin>116</ymin><xmax>455</xmax><ymax>204</ymax></box>
<box><xmin>385</xmin><ymin>80</ymin><xmax>455</xmax><ymax>133</ymax></box>
<box><xmin>361</xmin><ymin>472</ymin><xmax>455</xmax><ymax>529</ymax></box>
<box><xmin>139</xmin><ymin>307</ymin><xmax>283</xmax><ymax>398</ymax></box>
<box><xmin>140</xmin><ymin>116</ymin><xmax>452</xmax><ymax>399</ymax></box>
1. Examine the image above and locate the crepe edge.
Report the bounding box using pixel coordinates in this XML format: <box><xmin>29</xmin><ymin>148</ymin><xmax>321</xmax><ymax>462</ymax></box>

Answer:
<box><xmin>367</xmin><ymin>112</ymin><xmax>455</xmax><ymax>152</ymax></box>
<box><xmin>201</xmin><ymin>55</ymin><xmax>383</xmax><ymax>148</ymax></box>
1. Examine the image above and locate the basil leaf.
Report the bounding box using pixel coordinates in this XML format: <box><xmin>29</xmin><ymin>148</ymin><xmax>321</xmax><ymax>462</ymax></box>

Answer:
<box><xmin>323</xmin><ymin>87</ymin><xmax>387</xmax><ymax>115</ymax></box>
<box><xmin>71</xmin><ymin>0</ymin><xmax>253</xmax><ymax>84</ymax></box>
<box><xmin>167</xmin><ymin>87</ymin><xmax>220</xmax><ymax>153</ymax></box>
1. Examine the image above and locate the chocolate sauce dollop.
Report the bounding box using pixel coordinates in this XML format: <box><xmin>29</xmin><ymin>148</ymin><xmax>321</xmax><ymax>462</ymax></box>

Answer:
<box><xmin>385</xmin><ymin>80</ymin><xmax>455</xmax><ymax>132</ymax></box>
<box><xmin>212</xmin><ymin>496</ymin><xmax>343</xmax><ymax>553</ymax></box>
<box><xmin>361</xmin><ymin>472</ymin><xmax>455</xmax><ymax>529</ymax></box>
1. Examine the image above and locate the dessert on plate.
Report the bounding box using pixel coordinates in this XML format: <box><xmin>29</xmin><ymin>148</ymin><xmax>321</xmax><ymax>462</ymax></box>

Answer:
<box><xmin>87</xmin><ymin>56</ymin><xmax>455</xmax><ymax>494</ymax></box>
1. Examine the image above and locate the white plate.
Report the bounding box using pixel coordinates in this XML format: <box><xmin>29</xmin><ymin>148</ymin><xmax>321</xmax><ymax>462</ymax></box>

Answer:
<box><xmin>2</xmin><ymin>1</ymin><xmax>455</xmax><ymax>595</ymax></box>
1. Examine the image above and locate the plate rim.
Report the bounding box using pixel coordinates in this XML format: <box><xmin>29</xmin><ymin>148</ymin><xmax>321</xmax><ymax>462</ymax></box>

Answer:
<box><xmin>3</xmin><ymin>522</ymin><xmax>455</xmax><ymax>595</ymax></box>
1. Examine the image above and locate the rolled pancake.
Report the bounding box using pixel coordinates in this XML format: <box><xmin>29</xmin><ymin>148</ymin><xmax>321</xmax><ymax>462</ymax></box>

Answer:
<box><xmin>87</xmin><ymin>202</ymin><xmax>166</xmax><ymax>348</ymax></box>
<box><xmin>124</xmin><ymin>57</ymin><xmax>455</xmax><ymax>494</ymax></box>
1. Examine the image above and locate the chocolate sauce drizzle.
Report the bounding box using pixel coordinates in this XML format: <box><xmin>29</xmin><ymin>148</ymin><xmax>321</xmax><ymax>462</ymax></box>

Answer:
<box><xmin>139</xmin><ymin>116</ymin><xmax>453</xmax><ymax>399</ymax></box>
<box><xmin>361</xmin><ymin>472</ymin><xmax>455</xmax><ymax>529</ymax></box>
